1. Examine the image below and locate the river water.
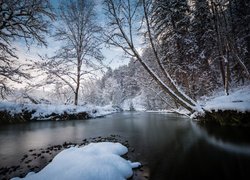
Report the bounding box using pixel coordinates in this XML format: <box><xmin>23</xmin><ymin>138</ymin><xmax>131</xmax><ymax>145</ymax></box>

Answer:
<box><xmin>0</xmin><ymin>112</ymin><xmax>250</xmax><ymax>180</ymax></box>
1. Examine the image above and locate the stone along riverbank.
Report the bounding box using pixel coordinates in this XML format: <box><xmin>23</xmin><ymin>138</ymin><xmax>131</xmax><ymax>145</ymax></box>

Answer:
<box><xmin>0</xmin><ymin>135</ymin><xmax>147</xmax><ymax>180</ymax></box>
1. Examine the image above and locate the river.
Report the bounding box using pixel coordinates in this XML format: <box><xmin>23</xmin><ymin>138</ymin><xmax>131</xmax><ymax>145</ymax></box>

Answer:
<box><xmin>0</xmin><ymin>112</ymin><xmax>250</xmax><ymax>180</ymax></box>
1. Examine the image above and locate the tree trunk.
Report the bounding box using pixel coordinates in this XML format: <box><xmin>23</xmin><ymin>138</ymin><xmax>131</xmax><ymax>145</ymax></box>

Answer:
<box><xmin>134</xmin><ymin>51</ymin><xmax>195</xmax><ymax>113</ymax></box>
<box><xmin>74</xmin><ymin>57</ymin><xmax>81</xmax><ymax>106</ymax></box>
<box><xmin>224</xmin><ymin>59</ymin><xmax>229</xmax><ymax>95</ymax></box>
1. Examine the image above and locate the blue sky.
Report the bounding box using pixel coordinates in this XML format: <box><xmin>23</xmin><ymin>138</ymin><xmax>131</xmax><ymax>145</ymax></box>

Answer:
<box><xmin>17</xmin><ymin>0</ymin><xmax>130</xmax><ymax>71</ymax></box>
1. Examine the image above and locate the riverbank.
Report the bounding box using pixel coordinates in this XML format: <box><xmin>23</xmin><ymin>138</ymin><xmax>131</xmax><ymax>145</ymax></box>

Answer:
<box><xmin>194</xmin><ymin>86</ymin><xmax>250</xmax><ymax>126</ymax></box>
<box><xmin>196</xmin><ymin>110</ymin><xmax>250</xmax><ymax>127</ymax></box>
<box><xmin>0</xmin><ymin>135</ymin><xmax>147</xmax><ymax>180</ymax></box>
<box><xmin>0</xmin><ymin>102</ymin><xmax>120</xmax><ymax>124</ymax></box>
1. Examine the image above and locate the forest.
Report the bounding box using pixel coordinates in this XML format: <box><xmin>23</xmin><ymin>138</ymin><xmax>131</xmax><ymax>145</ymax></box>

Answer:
<box><xmin>1</xmin><ymin>0</ymin><xmax>249</xmax><ymax>116</ymax></box>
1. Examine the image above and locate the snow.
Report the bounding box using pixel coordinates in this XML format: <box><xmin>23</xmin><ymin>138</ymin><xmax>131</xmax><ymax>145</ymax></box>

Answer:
<box><xmin>120</xmin><ymin>95</ymin><xmax>147</xmax><ymax>111</ymax></box>
<box><xmin>199</xmin><ymin>85</ymin><xmax>250</xmax><ymax>113</ymax></box>
<box><xmin>91</xmin><ymin>104</ymin><xmax>120</xmax><ymax>117</ymax></box>
<box><xmin>146</xmin><ymin>108</ymin><xmax>189</xmax><ymax>116</ymax></box>
<box><xmin>0</xmin><ymin>102</ymin><xmax>118</xmax><ymax>120</ymax></box>
<box><xmin>149</xmin><ymin>85</ymin><xmax>250</xmax><ymax>119</ymax></box>
<box><xmin>12</xmin><ymin>142</ymin><xmax>141</xmax><ymax>180</ymax></box>
<box><xmin>119</xmin><ymin>85</ymin><xmax>250</xmax><ymax>120</ymax></box>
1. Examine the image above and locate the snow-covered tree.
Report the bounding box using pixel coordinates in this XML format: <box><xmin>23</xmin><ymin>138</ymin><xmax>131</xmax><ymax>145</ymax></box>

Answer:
<box><xmin>104</xmin><ymin>0</ymin><xmax>198</xmax><ymax>113</ymax></box>
<box><xmin>228</xmin><ymin>0</ymin><xmax>250</xmax><ymax>83</ymax></box>
<box><xmin>37</xmin><ymin>0</ymin><xmax>104</xmax><ymax>105</ymax></box>
<box><xmin>151</xmin><ymin>0</ymin><xmax>219</xmax><ymax>99</ymax></box>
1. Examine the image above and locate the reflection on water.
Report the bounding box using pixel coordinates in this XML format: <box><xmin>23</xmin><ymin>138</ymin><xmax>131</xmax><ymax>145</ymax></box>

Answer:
<box><xmin>191</xmin><ymin>122</ymin><xmax>250</xmax><ymax>156</ymax></box>
<box><xmin>0</xmin><ymin>112</ymin><xmax>250</xmax><ymax>180</ymax></box>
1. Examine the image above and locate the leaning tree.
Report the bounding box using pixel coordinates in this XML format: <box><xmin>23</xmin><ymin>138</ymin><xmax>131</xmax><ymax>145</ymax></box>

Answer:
<box><xmin>104</xmin><ymin>0</ymin><xmax>250</xmax><ymax>114</ymax></box>
<box><xmin>104</xmin><ymin>0</ymin><xmax>199</xmax><ymax>113</ymax></box>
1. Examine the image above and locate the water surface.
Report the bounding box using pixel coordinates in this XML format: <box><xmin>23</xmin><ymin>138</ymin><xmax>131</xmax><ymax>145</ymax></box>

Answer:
<box><xmin>0</xmin><ymin>112</ymin><xmax>250</xmax><ymax>179</ymax></box>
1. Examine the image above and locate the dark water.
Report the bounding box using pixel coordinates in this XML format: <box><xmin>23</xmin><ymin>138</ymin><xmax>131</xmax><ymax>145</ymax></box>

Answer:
<box><xmin>1</xmin><ymin>112</ymin><xmax>250</xmax><ymax>180</ymax></box>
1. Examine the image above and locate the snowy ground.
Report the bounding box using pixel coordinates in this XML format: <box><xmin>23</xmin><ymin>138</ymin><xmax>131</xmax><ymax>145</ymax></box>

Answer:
<box><xmin>199</xmin><ymin>85</ymin><xmax>250</xmax><ymax>113</ymax></box>
<box><xmin>0</xmin><ymin>102</ymin><xmax>118</xmax><ymax>120</ymax></box>
<box><xmin>11</xmin><ymin>142</ymin><xmax>141</xmax><ymax>180</ymax></box>
<box><xmin>146</xmin><ymin>109</ymin><xmax>190</xmax><ymax>116</ymax></box>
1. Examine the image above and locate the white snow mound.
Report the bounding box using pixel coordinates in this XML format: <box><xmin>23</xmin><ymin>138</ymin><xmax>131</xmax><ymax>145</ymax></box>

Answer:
<box><xmin>11</xmin><ymin>142</ymin><xmax>141</xmax><ymax>180</ymax></box>
<box><xmin>202</xmin><ymin>86</ymin><xmax>250</xmax><ymax>113</ymax></box>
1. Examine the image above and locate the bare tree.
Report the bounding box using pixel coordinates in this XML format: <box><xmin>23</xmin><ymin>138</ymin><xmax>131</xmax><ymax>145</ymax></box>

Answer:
<box><xmin>104</xmin><ymin>0</ymin><xmax>199</xmax><ymax>113</ymax></box>
<box><xmin>0</xmin><ymin>0</ymin><xmax>54</xmax><ymax>98</ymax></box>
<box><xmin>37</xmin><ymin>0</ymin><xmax>104</xmax><ymax>105</ymax></box>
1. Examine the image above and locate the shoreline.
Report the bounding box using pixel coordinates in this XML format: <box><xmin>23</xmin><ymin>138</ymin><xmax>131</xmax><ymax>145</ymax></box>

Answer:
<box><xmin>0</xmin><ymin>135</ymin><xmax>149</xmax><ymax>180</ymax></box>
<box><xmin>196</xmin><ymin>110</ymin><xmax>250</xmax><ymax>127</ymax></box>
<box><xmin>0</xmin><ymin>102</ymin><xmax>120</xmax><ymax>125</ymax></box>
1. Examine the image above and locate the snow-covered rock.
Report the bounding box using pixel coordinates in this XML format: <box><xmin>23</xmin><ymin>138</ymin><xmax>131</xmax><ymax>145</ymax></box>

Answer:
<box><xmin>11</xmin><ymin>142</ymin><xmax>141</xmax><ymax>180</ymax></box>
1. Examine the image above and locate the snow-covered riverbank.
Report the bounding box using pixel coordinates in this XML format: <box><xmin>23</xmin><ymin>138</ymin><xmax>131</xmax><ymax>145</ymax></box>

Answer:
<box><xmin>145</xmin><ymin>86</ymin><xmax>250</xmax><ymax>126</ymax></box>
<box><xmin>200</xmin><ymin>85</ymin><xmax>250</xmax><ymax>113</ymax></box>
<box><xmin>193</xmin><ymin>85</ymin><xmax>250</xmax><ymax>126</ymax></box>
<box><xmin>0</xmin><ymin>102</ymin><xmax>119</xmax><ymax>123</ymax></box>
